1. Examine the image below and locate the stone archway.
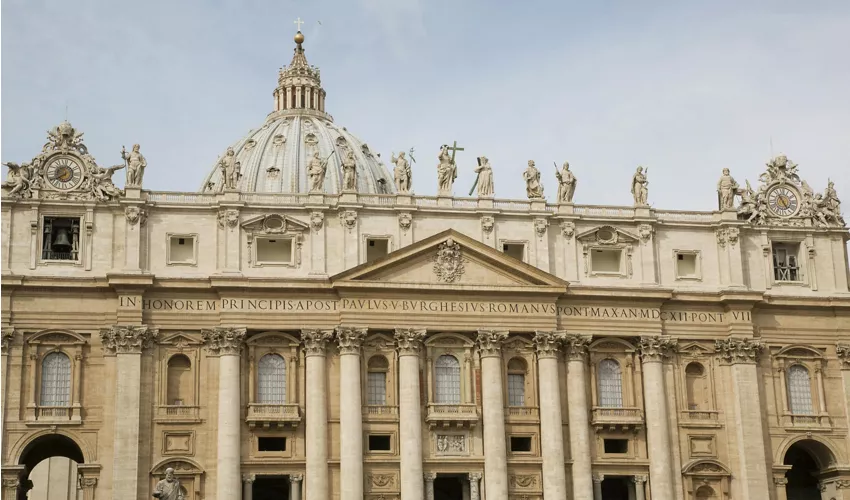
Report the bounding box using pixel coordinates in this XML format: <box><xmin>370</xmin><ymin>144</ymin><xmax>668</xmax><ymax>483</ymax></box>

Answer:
<box><xmin>782</xmin><ymin>439</ymin><xmax>836</xmax><ymax>500</ymax></box>
<box><xmin>2</xmin><ymin>434</ymin><xmax>97</xmax><ymax>500</ymax></box>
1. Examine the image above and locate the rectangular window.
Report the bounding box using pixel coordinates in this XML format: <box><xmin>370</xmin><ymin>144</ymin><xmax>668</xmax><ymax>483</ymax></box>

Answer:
<box><xmin>592</xmin><ymin>248</ymin><xmax>622</xmax><ymax>274</ymax></box>
<box><xmin>503</xmin><ymin>243</ymin><xmax>525</xmax><ymax>261</ymax></box>
<box><xmin>168</xmin><ymin>235</ymin><xmax>196</xmax><ymax>264</ymax></box>
<box><xmin>366</xmin><ymin>238</ymin><xmax>389</xmax><ymax>263</ymax></box>
<box><xmin>507</xmin><ymin>374</ymin><xmax>525</xmax><ymax>407</ymax></box>
<box><xmin>509</xmin><ymin>436</ymin><xmax>532</xmax><ymax>453</ymax></box>
<box><xmin>367</xmin><ymin>371</ymin><xmax>387</xmax><ymax>405</ymax></box>
<box><xmin>676</xmin><ymin>251</ymin><xmax>700</xmax><ymax>279</ymax></box>
<box><xmin>603</xmin><ymin>439</ymin><xmax>628</xmax><ymax>454</ymax></box>
<box><xmin>257</xmin><ymin>437</ymin><xmax>286</xmax><ymax>452</ymax></box>
<box><xmin>772</xmin><ymin>243</ymin><xmax>800</xmax><ymax>282</ymax></box>
<box><xmin>41</xmin><ymin>217</ymin><xmax>81</xmax><ymax>261</ymax></box>
<box><xmin>368</xmin><ymin>435</ymin><xmax>392</xmax><ymax>452</ymax></box>
<box><xmin>256</xmin><ymin>237</ymin><xmax>293</xmax><ymax>264</ymax></box>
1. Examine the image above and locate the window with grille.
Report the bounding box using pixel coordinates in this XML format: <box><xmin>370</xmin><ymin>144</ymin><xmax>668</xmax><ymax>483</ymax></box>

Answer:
<box><xmin>772</xmin><ymin>243</ymin><xmax>800</xmax><ymax>282</ymax></box>
<box><xmin>257</xmin><ymin>354</ymin><xmax>286</xmax><ymax>404</ymax></box>
<box><xmin>787</xmin><ymin>365</ymin><xmax>814</xmax><ymax>415</ymax></box>
<box><xmin>367</xmin><ymin>372</ymin><xmax>387</xmax><ymax>405</ymax></box>
<box><xmin>507</xmin><ymin>374</ymin><xmax>525</xmax><ymax>407</ymax></box>
<box><xmin>40</xmin><ymin>352</ymin><xmax>71</xmax><ymax>406</ymax></box>
<box><xmin>435</xmin><ymin>355</ymin><xmax>461</xmax><ymax>404</ymax></box>
<box><xmin>598</xmin><ymin>359</ymin><xmax>623</xmax><ymax>408</ymax></box>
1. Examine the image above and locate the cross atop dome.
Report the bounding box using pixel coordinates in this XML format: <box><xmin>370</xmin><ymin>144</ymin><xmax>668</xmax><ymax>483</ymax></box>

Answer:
<box><xmin>273</xmin><ymin>24</ymin><xmax>327</xmax><ymax>116</ymax></box>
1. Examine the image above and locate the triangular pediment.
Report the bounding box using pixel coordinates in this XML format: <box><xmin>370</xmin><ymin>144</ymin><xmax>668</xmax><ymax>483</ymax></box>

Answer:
<box><xmin>241</xmin><ymin>214</ymin><xmax>309</xmax><ymax>233</ymax></box>
<box><xmin>332</xmin><ymin>230</ymin><xmax>567</xmax><ymax>292</ymax></box>
<box><xmin>576</xmin><ymin>225</ymin><xmax>639</xmax><ymax>245</ymax></box>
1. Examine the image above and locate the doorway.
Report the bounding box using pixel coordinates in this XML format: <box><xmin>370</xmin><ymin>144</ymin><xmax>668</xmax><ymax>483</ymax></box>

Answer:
<box><xmin>433</xmin><ymin>475</ymin><xmax>464</xmax><ymax>500</ymax></box>
<box><xmin>253</xmin><ymin>476</ymin><xmax>290</xmax><ymax>500</ymax></box>
<box><xmin>784</xmin><ymin>443</ymin><xmax>821</xmax><ymax>500</ymax></box>
<box><xmin>601</xmin><ymin>476</ymin><xmax>631</xmax><ymax>500</ymax></box>
<box><xmin>16</xmin><ymin>434</ymin><xmax>87</xmax><ymax>500</ymax></box>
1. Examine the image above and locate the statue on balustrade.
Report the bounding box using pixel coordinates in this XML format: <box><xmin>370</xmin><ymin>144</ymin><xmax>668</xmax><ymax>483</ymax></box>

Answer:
<box><xmin>153</xmin><ymin>468</ymin><xmax>184</xmax><ymax>500</ymax></box>
<box><xmin>219</xmin><ymin>147</ymin><xmax>241</xmax><ymax>190</ymax></box>
<box><xmin>391</xmin><ymin>151</ymin><xmax>412</xmax><ymax>193</ymax></box>
<box><xmin>121</xmin><ymin>144</ymin><xmax>147</xmax><ymax>187</ymax></box>
<box><xmin>523</xmin><ymin>160</ymin><xmax>544</xmax><ymax>199</ymax></box>
<box><xmin>436</xmin><ymin>144</ymin><xmax>457</xmax><ymax>195</ymax></box>
<box><xmin>342</xmin><ymin>150</ymin><xmax>358</xmax><ymax>191</ymax></box>
<box><xmin>631</xmin><ymin>166</ymin><xmax>649</xmax><ymax>206</ymax></box>
<box><xmin>555</xmin><ymin>161</ymin><xmax>576</xmax><ymax>203</ymax></box>
<box><xmin>717</xmin><ymin>168</ymin><xmax>739</xmax><ymax>210</ymax></box>
<box><xmin>307</xmin><ymin>151</ymin><xmax>330</xmax><ymax>193</ymax></box>
<box><xmin>472</xmin><ymin>156</ymin><xmax>494</xmax><ymax>197</ymax></box>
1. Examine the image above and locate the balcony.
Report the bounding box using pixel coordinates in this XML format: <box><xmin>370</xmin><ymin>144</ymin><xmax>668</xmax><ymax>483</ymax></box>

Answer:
<box><xmin>782</xmin><ymin>413</ymin><xmax>831</xmax><ymax>431</ymax></box>
<box><xmin>426</xmin><ymin>403</ymin><xmax>479</xmax><ymax>429</ymax></box>
<box><xmin>680</xmin><ymin>410</ymin><xmax>722</xmax><ymax>428</ymax></box>
<box><xmin>26</xmin><ymin>405</ymin><xmax>81</xmax><ymax>426</ymax></box>
<box><xmin>154</xmin><ymin>405</ymin><xmax>201</xmax><ymax>424</ymax></box>
<box><xmin>505</xmin><ymin>406</ymin><xmax>540</xmax><ymax>423</ymax></box>
<box><xmin>362</xmin><ymin>405</ymin><xmax>399</xmax><ymax>421</ymax></box>
<box><xmin>591</xmin><ymin>406</ymin><xmax>643</xmax><ymax>432</ymax></box>
<box><xmin>246</xmin><ymin>403</ymin><xmax>301</xmax><ymax>429</ymax></box>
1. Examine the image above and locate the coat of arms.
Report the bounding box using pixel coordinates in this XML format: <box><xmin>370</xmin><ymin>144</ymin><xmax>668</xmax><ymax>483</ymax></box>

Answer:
<box><xmin>433</xmin><ymin>238</ymin><xmax>465</xmax><ymax>283</ymax></box>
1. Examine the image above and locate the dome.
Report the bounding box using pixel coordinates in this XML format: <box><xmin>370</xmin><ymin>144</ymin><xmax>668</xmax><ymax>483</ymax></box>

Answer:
<box><xmin>200</xmin><ymin>32</ymin><xmax>394</xmax><ymax>195</ymax></box>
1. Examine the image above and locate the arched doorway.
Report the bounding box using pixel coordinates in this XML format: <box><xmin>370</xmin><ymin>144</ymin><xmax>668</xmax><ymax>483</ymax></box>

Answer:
<box><xmin>15</xmin><ymin>434</ymin><xmax>86</xmax><ymax>500</ymax></box>
<box><xmin>783</xmin><ymin>440</ymin><xmax>835</xmax><ymax>500</ymax></box>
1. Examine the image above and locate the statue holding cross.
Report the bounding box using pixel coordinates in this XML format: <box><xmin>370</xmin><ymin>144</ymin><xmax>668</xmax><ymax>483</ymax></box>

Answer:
<box><xmin>437</xmin><ymin>141</ymin><xmax>463</xmax><ymax>195</ymax></box>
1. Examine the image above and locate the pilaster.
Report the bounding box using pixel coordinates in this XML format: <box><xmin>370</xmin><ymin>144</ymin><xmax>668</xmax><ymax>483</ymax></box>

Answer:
<box><xmin>476</xmin><ymin>330</ymin><xmax>509</xmax><ymax>500</ymax></box>
<box><xmin>122</xmin><ymin>203</ymin><xmax>146</xmax><ymax>271</ymax></box>
<box><xmin>309</xmin><ymin>211</ymin><xmax>327</xmax><ymax>275</ymax></box>
<box><xmin>339</xmin><ymin>210</ymin><xmax>359</xmax><ymax>269</ymax></box>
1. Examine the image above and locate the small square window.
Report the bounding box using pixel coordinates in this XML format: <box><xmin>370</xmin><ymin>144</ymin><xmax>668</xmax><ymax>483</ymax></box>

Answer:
<box><xmin>41</xmin><ymin>217</ymin><xmax>81</xmax><ymax>261</ymax></box>
<box><xmin>257</xmin><ymin>437</ymin><xmax>286</xmax><ymax>452</ymax></box>
<box><xmin>503</xmin><ymin>243</ymin><xmax>525</xmax><ymax>261</ymax></box>
<box><xmin>675</xmin><ymin>251</ymin><xmax>700</xmax><ymax>279</ymax></box>
<box><xmin>368</xmin><ymin>434</ymin><xmax>392</xmax><ymax>451</ymax></box>
<box><xmin>603</xmin><ymin>439</ymin><xmax>628</xmax><ymax>454</ymax></box>
<box><xmin>168</xmin><ymin>235</ymin><xmax>196</xmax><ymax>265</ymax></box>
<box><xmin>591</xmin><ymin>248</ymin><xmax>622</xmax><ymax>274</ymax></box>
<box><xmin>509</xmin><ymin>436</ymin><xmax>532</xmax><ymax>453</ymax></box>
<box><xmin>366</xmin><ymin>238</ymin><xmax>389</xmax><ymax>263</ymax></box>
<box><xmin>256</xmin><ymin>237</ymin><xmax>293</xmax><ymax>264</ymax></box>
<box><xmin>772</xmin><ymin>243</ymin><xmax>801</xmax><ymax>282</ymax></box>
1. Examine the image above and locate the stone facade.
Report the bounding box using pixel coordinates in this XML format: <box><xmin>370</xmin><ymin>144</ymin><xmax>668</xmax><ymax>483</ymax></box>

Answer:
<box><xmin>3</xmin><ymin>29</ymin><xmax>850</xmax><ymax>500</ymax></box>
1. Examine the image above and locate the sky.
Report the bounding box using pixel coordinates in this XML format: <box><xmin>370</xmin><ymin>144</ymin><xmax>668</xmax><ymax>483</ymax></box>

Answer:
<box><xmin>2</xmin><ymin>0</ymin><xmax>849</xmax><ymax>210</ymax></box>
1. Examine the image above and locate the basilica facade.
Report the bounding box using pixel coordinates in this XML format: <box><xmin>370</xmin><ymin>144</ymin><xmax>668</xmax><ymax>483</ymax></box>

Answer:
<box><xmin>2</xmin><ymin>30</ymin><xmax>850</xmax><ymax>500</ymax></box>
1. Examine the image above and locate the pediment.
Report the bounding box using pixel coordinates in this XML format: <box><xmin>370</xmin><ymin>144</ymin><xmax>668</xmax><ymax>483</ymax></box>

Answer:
<box><xmin>159</xmin><ymin>332</ymin><xmax>202</xmax><ymax>348</ymax></box>
<box><xmin>678</xmin><ymin>342</ymin><xmax>714</xmax><ymax>356</ymax></box>
<box><xmin>576</xmin><ymin>225</ymin><xmax>639</xmax><ymax>245</ymax></box>
<box><xmin>27</xmin><ymin>330</ymin><xmax>86</xmax><ymax>345</ymax></box>
<box><xmin>332</xmin><ymin>230</ymin><xmax>567</xmax><ymax>292</ymax></box>
<box><xmin>241</xmin><ymin>214</ymin><xmax>309</xmax><ymax>233</ymax></box>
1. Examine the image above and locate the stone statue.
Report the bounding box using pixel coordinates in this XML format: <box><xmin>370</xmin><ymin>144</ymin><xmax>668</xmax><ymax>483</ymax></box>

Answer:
<box><xmin>121</xmin><ymin>144</ymin><xmax>147</xmax><ymax>187</ymax></box>
<box><xmin>307</xmin><ymin>151</ymin><xmax>327</xmax><ymax>192</ymax></box>
<box><xmin>436</xmin><ymin>145</ymin><xmax>457</xmax><ymax>195</ymax></box>
<box><xmin>89</xmin><ymin>165</ymin><xmax>125</xmax><ymax>201</ymax></box>
<box><xmin>631</xmin><ymin>166</ymin><xmax>649</xmax><ymax>206</ymax></box>
<box><xmin>218</xmin><ymin>147</ymin><xmax>240</xmax><ymax>190</ymax></box>
<box><xmin>717</xmin><ymin>168</ymin><xmax>739</xmax><ymax>210</ymax></box>
<box><xmin>555</xmin><ymin>161</ymin><xmax>576</xmax><ymax>203</ymax></box>
<box><xmin>523</xmin><ymin>160</ymin><xmax>544</xmax><ymax>199</ymax></box>
<box><xmin>342</xmin><ymin>150</ymin><xmax>357</xmax><ymax>191</ymax></box>
<box><xmin>472</xmin><ymin>156</ymin><xmax>494</xmax><ymax>197</ymax></box>
<box><xmin>153</xmin><ymin>468</ymin><xmax>184</xmax><ymax>500</ymax></box>
<box><xmin>391</xmin><ymin>151</ymin><xmax>411</xmax><ymax>193</ymax></box>
<box><xmin>2</xmin><ymin>162</ymin><xmax>35</xmax><ymax>198</ymax></box>
<box><xmin>824</xmin><ymin>180</ymin><xmax>842</xmax><ymax>215</ymax></box>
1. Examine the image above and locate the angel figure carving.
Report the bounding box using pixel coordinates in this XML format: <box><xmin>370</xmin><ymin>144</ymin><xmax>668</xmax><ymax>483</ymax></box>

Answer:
<box><xmin>89</xmin><ymin>165</ymin><xmax>125</xmax><ymax>201</ymax></box>
<box><xmin>122</xmin><ymin>144</ymin><xmax>147</xmax><ymax>187</ymax></box>
<box><xmin>2</xmin><ymin>162</ymin><xmax>35</xmax><ymax>198</ymax></box>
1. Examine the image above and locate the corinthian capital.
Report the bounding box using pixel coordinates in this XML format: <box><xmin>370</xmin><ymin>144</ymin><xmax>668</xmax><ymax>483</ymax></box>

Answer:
<box><xmin>100</xmin><ymin>325</ymin><xmax>158</xmax><ymax>354</ymax></box>
<box><xmin>336</xmin><ymin>327</ymin><xmax>368</xmax><ymax>355</ymax></box>
<box><xmin>836</xmin><ymin>344</ymin><xmax>850</xmax><ymax>369</ymax></box>
<box><xmin>301</xmin><ymin>329</ymin><xmax>334</xmax><ymax>356</ymax></box>
<box><xmin>476</xmin><ymin>330</ymin><xmax>508</xmax><ymax>358</ymax></box>
<box><xmin>201</xmin><ymin>327</ymin><xmax>246</xmax><ymax>356</ymax></box>
<box><xmin>715</xmin><ymin>338</ymin><xmax>763</xmax><ymax>364</ymax></box>
<box><xmin>394</xmin><ymin>328</ymin><xmax>427</xmax><ymax>356</ymax></box>
<box><xmin>532</xmin><ymin>330</ymin><xmax>565</xmax><ymax>359</ymax></box>
<box><xmin>638</xmin><ymin>335</ymin><xmax>677</xmax><ymax>362</ymax></box>
<box><xmin>563</xmin><ymin>333</ymin><xmax>593</xmax><ymax>361</ymax></box>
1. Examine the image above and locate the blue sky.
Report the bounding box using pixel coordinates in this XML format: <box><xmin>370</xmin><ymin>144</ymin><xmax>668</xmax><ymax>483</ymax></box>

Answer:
<box><xmin>2</xmin><ymin>0</ymin><xmax>849</xmax><ymax>209</ymax></box>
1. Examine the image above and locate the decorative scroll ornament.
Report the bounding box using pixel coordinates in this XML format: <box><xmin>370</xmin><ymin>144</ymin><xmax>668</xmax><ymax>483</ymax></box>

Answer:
<box><xmin>369</xmin><ymin>474</ymin><xmax>395</xmax><ymax>488</ymax></box>
<box><xmin>563</xmin><ymin>333</ymin><xmax>593</xmax><ymax>360</ymax></box>
<box><xmin>394</xmin><ymin>328</ymin><xmax>427</xmax><ymax>355</ymax></box>
<box><xmin>310</xmin><ymin>211</ymin><xmax>325</xmax><ymax>231</ymax></box>
<box><xmin>714</xmin><ymin>338</ymin><xmax>763</xmax><ymax>364</ymax></box>
<box><xmin>560</xmin><ymin>221</ymin><xmax>575</xmax><ymax>238</ymax></box>
<box><xmin>100</xmin><ymin>325</ymin><xmax>158</xmax><ymax>354</ymax></box>
<box><xmin>1</xmin><ymin>328</ymin><xmax>15</xmax><ymax>353</ymax></box>
<box><xmin>201</xmin><ymin>327</ymin><xmax>246</xmax><ymax>355</ymax></box>
<box><xmin>433</xmin><ymin>238</ymin><xmax>465</xmax><ymax>283</ymax></box>
<box><xmin>398</xmin><ymin>212</ymin><xmax>412</xmax><ymax>231</ymax></box>
<box><xmin>336</xmin><ymin>327</ymin><xmax>367</xmax><ymax>355</ymax></box>
<box><xmin>638</xmin><ymin>335</ymin><xmax>677</xmax><ymax>362</ymax></box>
<box><xmin>217</xmin><ymin>209</ymin><xmax>239</xmax><ymax>229</ymax></box>
<box><xmin>476</xmin><ymin>330</ymin><xmax>508</xmax><ymax>357</ymax></box>
<box><xmin>125</xmin><ymin>206</ymin><xmax>146</xmax><ymax>226</ymax></box>
<box><xmin>836</xmin><ymin>344</ymin><xmax>850</xmax><ymax>369</ymax></box>
<box><xmin>532</xmin><ymin>330</ymin><xmax>564</xmax><ymax>359</ymax></box>
<box><xmin>481</xmin><ymin>216</ymin><xmax>495</xmax><ymax>235</ymax></box>
<box><xmin>534</xmin><ymin>218</ymin><xmax>548</xmax><ymax>238</ymax></box>
<box><xmin>638</xmin><ymin>223</ymin><xmax>654</xmax><ymax>243</ymax></box>
<box><xmin>509</xmin><ymin>475</ymin><xmax>537</xmax><ymax>488</ymax></box>
<box><xmin>338</xmin><ymin>210</ymin><xmax>358</xmax><ymax>231</ymax></box>
<box><xmin>301</xmin><ymin>329</ymin><xmax>334</xmax><ymax>356</ymax></box>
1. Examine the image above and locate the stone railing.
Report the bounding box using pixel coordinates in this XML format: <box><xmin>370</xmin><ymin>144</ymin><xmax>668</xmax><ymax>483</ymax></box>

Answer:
<box><xmin>362</xmin><ymin>405</ymin><xmax>399</xmax><ymax>420</ymax></box>
<box><xmin>574</xmin><ymin>205</ymin><xmax>636</xmax><ymax>218</ymax></box>
<box><xmin>591</xmin><ymin>406</ymin><xmax>644</xmax><ymax>431</ymax></box>
<box><xmin>147</xmin><ymin>192</ymin><xmax>218</xmax><ymax>204</ymax></box>
<box><xmin>240</xmin><ymin>193</ymin><xmax>308</xmax><ymax>205</ymax></box>
<box><xmin>493</xmin><ymin>200</ymin><xmax>532</xmax><ymax>211</ymax></box>
<box><xmin>655</xmin><ymin>210</ymin><xmax>716</xmax><ymax>223</ymax></box>
<box><xmin>505</xmin><ymin>406</ymin><xmax>540</xmax><ymax>421</ymax></box>
<box><xmin>155</xmin><ymin>405</ymin><xmax>201</xmax><ymax>422</ymax></box>
<box><xmin>246</xmin><ymin>403</ymin><xmax>302</xmax><ymax>428</ymax></box>
<box><xmin>425</xmin><ymin>403</ymin><xmax>479</xmax><ymax>428</ymax></box>
<box><xmin>680</xmin><ymin>409</ymin><xmax>721</xmax><ymax>427</ymax></box>
<box><xmin>29</xmin><ymin>406</ymin><xmax>80</xmax><ymax>424</ymax></box>
<box><xmin>782</xmin><ymin>413</ymin><xmax>831</xmax><ymax>429</ymax></box>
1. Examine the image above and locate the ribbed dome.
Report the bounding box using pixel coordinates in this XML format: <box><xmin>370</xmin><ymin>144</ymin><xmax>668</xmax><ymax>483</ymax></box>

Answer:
<box><xmin>199</xmin><ymin>31</ymin><xmax>395</xmax><ymax>195</ymax></box>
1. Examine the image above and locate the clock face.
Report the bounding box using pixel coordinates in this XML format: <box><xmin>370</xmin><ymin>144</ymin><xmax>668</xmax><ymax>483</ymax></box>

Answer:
<box><xmin>45</xmin><ymin>156</ymin><xmax>84</xmax><ymax>191</ymax></box>
<box><xmin>767</xmin><ymin>186</ymin><xmax>799</xmax><ymax>217</ymax></box>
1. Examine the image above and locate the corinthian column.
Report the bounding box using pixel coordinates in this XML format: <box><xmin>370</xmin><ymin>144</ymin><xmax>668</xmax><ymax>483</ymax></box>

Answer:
<box><xmin>336</xmin><ymin>327</ymin><xmax>367</xmax><ymax>500</ymax></box>
<box><xmin>563</xmin><ymin>333</ymin><xmax>594</xmax><ymax>500</ymax></box>
<box><xmin>394</xmin><ymin>328</ymin><xmax>427</xmax><ymax>500</ymax></box>
<box><xmin>302</xmin><ymin>329</ymin><xmax>334</xmax><ymax>500</ymax></box>
<box><xmin>100</xmin><ymin>325</ymin><xmax>158</xmax><ymax>500</ymax></box>
<box><xmin>476</xmin><ymin>330</ymin><xmax>509</xmax><ymax>500</ymax></box>
<box><xmin>201</xmin><ymin>327</ymin><xmax>246</xmax><ymax>500</ymax></box>
<box><xmin>532</xmin><ymin>331</ymin><xmax>568</xmax><ymax>500</ymax></box>
<box><xmin>716</xmin><ymin>338</ymin><xmax>770</xmax><ymax>499</ymax></box>
<box><xmin>637</xmin><ymin>336</ymin><xmax>677</xmax><ymax>500</ymax></box>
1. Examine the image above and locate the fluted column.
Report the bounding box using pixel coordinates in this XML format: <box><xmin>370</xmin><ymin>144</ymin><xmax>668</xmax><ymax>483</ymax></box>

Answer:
<box><xmin>395</xmin><ymin>328</ymin><xmax>427</xmax><ymax>500</ymax></box>
<box><xmin>563</xmin><ymin>333</ymin><xmax>594</xmax><ymax>500</ymax></box>
<box><xmin>716</xmin><ymin>338</ymin><xmax>770</xmax><ymax>499</ymax></box>
<box><xmin>337</xmin><ymin>327</ymin><xmax>367</xmax><ymax>500</ymax></box>
<box><xmin>637</xmin><ymin>336</ymin><xmax>677</xmax><ymax>500</ymax></box>
<box><xmin>633</xmin><ymin>475</ymin><xmax>647</xmax><ymax>500</ymax></box>
<box><xmin>468</xmin><ymin>473</ymin><xmax>481</xmax><ymax>500</ymax></box>
<box><xmin>532</xmin><ymin>331</ymin><xmax>568</xmax><ymax>500</ymax></box>
<box><xmin>290</xmin><ymin>474</ymin><xmax>303</xmax><ymax>500</ymax></box>
<box><xmin>424</xmin><ymin>473</ymin><xmax>436</xmax><ymax>500</ymax></box>
<box><xmin>202</xmin><ymin>327</ymin><xmax>246</xmax><ymax>500</ymax></box>
<box><xmin>302</xmin><ymin>329</ymin><xmax>334</xmax><ymax>500</ymax></box>
<box><xmin>100</xmin><ymin>325</ymin><xmax>158</xmax><ymax>500</ymax></box>
<box><xmin>477</xmin><ymin>330</ymin><xmax>509</xmax><ymax>500</ymax></box>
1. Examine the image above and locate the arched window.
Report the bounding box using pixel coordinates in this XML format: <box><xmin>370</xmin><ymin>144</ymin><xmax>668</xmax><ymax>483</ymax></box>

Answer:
<box><xmin>40</xmin><ymin>352</ymin><xmax>71</xmax><ymax>407</ymax></box>
<box><xmin>507</xmin><ymin>357</ymin><xmax>527</xmax><ymax>407</ymax></box>
<box><xmin>787</xmin><ymin>365</ymin><xmax>814</xmax><ymax>415</ymax></box>
<box><xmin>367</xmin><ymin>355</ymin><xmax>389</xmax><ymax>405</ymax></box>
<box><xmin>258</xmin><ymin>354</ymin><xmax>287</xmax><ymax>404</ymax></box>
<box><xmin>685</xmin><ymin>362</ymin><xmax>706</xmax><ymax>410</ymax></box>
<box><xmin>166</xmin><ymin>355</ymin><xmax>192</xmax><ymax>405</ymax></box>
<box><xmin>695</xmin><ymin>485</ymin><xmax>717</xmax><ymax>500</ymax></box>
<box><xmin>598</xmin><ymin>359</ymin><xmax>623</xmax><ymax>408</ymax></box>
<box><xmin>435</xmin><ymin>355</ymin><xmax>461</xmax><ymax>404</ymax></box>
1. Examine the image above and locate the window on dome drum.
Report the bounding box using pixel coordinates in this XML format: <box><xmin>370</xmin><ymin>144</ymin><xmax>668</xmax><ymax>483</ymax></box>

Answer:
<box><xmin>502</xmin><ymin>243</ymin><xmax>525</xmax><ymax>261</ymax></box>
<box><xmin>168</xmin><ymin>235</ymin><xmax>196</xmax><ymax>265</ymax></box>
<box><xmin>507</xmin><ymin>357</ymin><xmax>527</xmax><ymax>407</ymax></box>
<box><xmin>257</xmin><ymin>437</ymin><xmax>286</xmax><ymax>452</ymax></box>
<box><xmin>366</xmin><ymin>238</ymin><xmax>389</xmax><ymax>263</ymax></box>
<box><xmin>603</xmin><ymin>439</ymin><xmax>628</xmax><ymax>454</ymax></box>
<box><xmin>166</xmin><ymin>354</ymin><xmax>192</xmax><ymax>406</ymax></box>
<box><xmin>772</xmin><ymin>243</ymin><xmax>801</xmax><ymax>282</ymax></box>
<box><xmin>509</xmin><ymin>436</ymin><xmax>532</xmax><ymax>453</ymax></box>
<box><xmin>256</xmin><ymin>237</ymin><xmax>293</xmax><ymax>264</ymax></box>
<box><xmin>41</xmin><ymin>217</ymin><xmax>80</xmax><ymax>261</ymax></box>
<box><xmin>257</xmin><ymin>354</ymin><xmax>286</xmax><ymax>404</ymax></box>
<box><xmin>676</xmin><ymin>251</ymin><xmax>700</xmax><ymax>279</ymax></box>
<box><xmin>367</xmin><ymin>355</ymin><xmax>388</xmax><ymax>406</ymax></box>
<box><xmin>591</xmin><ymin>248</ymin><xmax>622</xmax><ymax>274</ymax></box>
<box><xmin>598</xmin><ymin>359</ymin><xmax>623</xmax><ymax>408</ymax></box>
<box><xmin>368</xmin><ymin>435</ymin><xmax>392</xmax><ymax>452</ymax></box>
<box><xmin>435</xmin><ymin>355</ymin><xmax>462</xmax><ymax>404</ymax></box>
<box><xmin>40</xmin><ymin>352</ymin><xmax>71</xmax><ymax>407</ymax></box>
<box><xmin>787</xmin><ymin>365</ymin><xmax>814</xmax><ymax>415</ymax></box>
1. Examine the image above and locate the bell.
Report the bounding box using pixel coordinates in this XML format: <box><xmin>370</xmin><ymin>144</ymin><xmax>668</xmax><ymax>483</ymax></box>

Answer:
<box><xmin>53</xmin><ymin>228</ymin><xmax>72</xmax><ymax>249</ymax></box>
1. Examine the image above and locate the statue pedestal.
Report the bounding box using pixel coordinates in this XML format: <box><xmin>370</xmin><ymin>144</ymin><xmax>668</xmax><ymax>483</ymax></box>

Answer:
<box><xmin>222</xmin><ymin>189</ymin><xmax>240</xmax><ymax>202</ymax></box>
<box><xmin>124</xmin><ymin>187</ymin><xmax>142</xmax><ymax>199</ymax></box>
<box><xmin>720</xmin><ymin>210</ymin><xmax>738</xmax><ymax>221</ymax></box>
<box><xmin>339</xmin><ymin>192</ymin><xmax>358</xmax><ymax>204</ymax></box>
<box><xmin>395</xmin><ymin>194</ymin><xmax>413</xmax><ymax>206</ymax></box>
<box><xmin>530</xmin><ymin>199</ymin><xmax>547</xmax><ymax>212</ymax></box>
<box><xmin>478</xmin><ymin>198</ymin><xmax>494</xmax><ymax>209</ymax></box>
<box><xmin>437</xmin><ymin>196</ymin><xmax>453</xmax><ymax>208</ymax></box>
<box><xmin>307</xmin><ymin>193</ymin><xmax>325</xmax><ymax>205</ymax></box>
<box><xmin>634</xmin><ymin>206</ymin><xmax>651</xmax><ymax>218</ymax></box>
<box><xmin>557</xmin><ymin>203</ymin><xmax>574</xmax><ymax>215</ymax></box>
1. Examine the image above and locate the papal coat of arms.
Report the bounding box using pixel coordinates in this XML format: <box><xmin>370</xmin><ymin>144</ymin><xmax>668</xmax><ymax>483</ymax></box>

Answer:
<box><xmin>433</xmin><ymin>238</ymin><xmax>465</xmax><ymax>283</ymax></box>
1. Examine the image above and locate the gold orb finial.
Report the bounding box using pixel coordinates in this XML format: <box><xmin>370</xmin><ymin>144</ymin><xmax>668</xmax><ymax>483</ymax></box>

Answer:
<box><xmin>294</xmin><ymin>31</ymin><xmax>304</xmax><ymax>44</ymax></box>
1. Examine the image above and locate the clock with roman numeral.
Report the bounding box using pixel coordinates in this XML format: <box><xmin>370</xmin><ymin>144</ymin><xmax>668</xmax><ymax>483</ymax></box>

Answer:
<box><xmin>766</xmin><ymin>185</ymin><xmax>799</xmax><ymax>217</ymax></box>
<box><xmin>44</xmin><ymin>156</ymin><xmax>85</xmax><ymax>191</ymax></box>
